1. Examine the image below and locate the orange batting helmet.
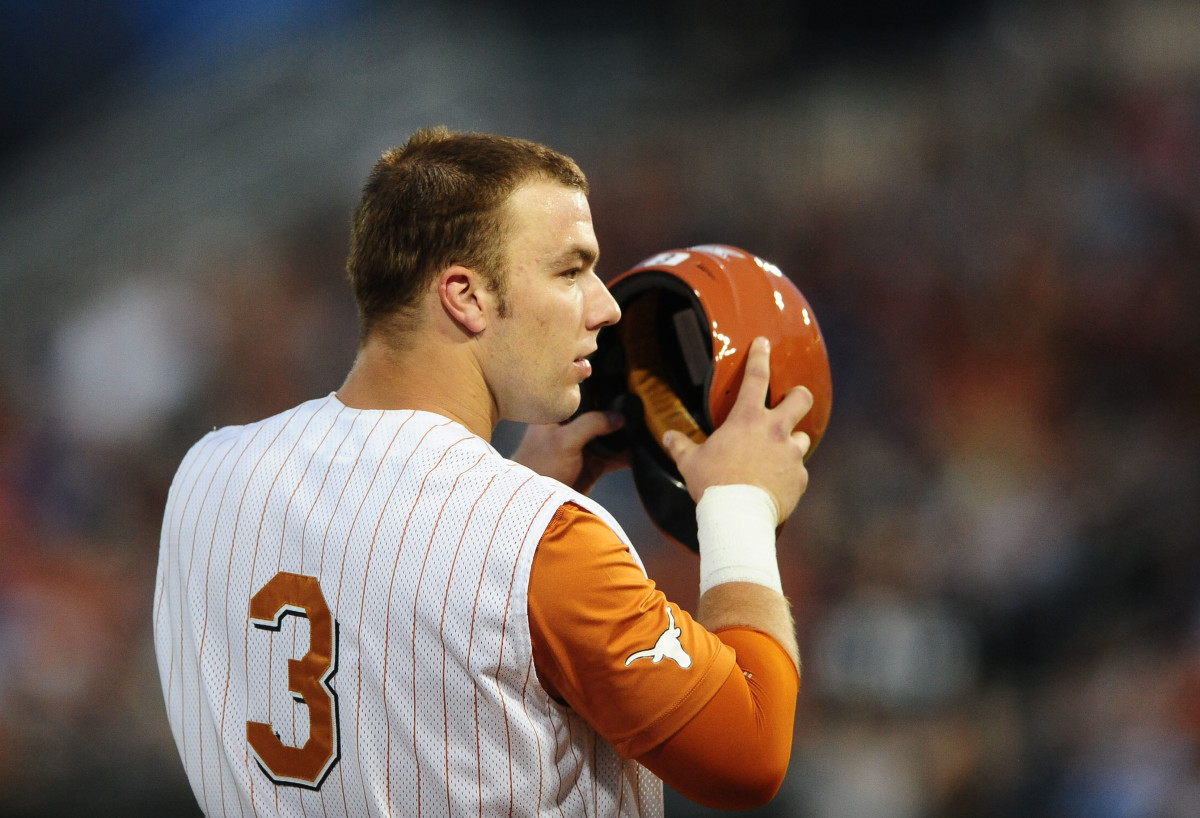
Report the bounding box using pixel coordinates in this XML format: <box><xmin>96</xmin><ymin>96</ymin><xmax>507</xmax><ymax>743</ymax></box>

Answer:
<box><xmin>578</xmin><ymin>244</ymin><xmax>833</xmax><ymax>551</ymax></box>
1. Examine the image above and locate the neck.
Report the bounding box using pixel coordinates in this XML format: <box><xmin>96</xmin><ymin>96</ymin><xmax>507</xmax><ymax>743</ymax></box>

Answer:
<box><xmin>336</xmin><ymin>333</ymin><xmax>497</xmax><ymax>441</ymax></box>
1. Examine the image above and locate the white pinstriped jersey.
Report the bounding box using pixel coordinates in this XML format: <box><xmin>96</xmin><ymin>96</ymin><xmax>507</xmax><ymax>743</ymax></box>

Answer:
<box><xmin>153</xmin><ymin>394</ymin><xmax>663</xmax><ymax>817</ymax></box>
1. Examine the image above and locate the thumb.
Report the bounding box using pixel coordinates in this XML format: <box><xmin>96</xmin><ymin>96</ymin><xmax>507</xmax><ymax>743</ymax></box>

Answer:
<box><xmin>661</xmin><ymin>429</ymin><xmax>698</xmax><ymax>464</ymax></box>
<box><xmin>561</xmin><ymin>410</ymin><xmax>624</xmax><ymax>447</ymax></box>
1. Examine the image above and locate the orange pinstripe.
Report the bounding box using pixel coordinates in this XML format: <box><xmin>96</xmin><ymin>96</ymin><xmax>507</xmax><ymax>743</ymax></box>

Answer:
<box><xmin>155</xmin><ymin>399</ymin><xmax>666</xmax><ymax>816</ymax></box>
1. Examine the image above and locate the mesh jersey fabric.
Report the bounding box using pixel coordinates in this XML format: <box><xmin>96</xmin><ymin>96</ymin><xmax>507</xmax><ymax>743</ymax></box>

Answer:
<box><xmin>153</xmin><ymin>395</ymin><xmax>662</xmax><ymax>817</ymax></box>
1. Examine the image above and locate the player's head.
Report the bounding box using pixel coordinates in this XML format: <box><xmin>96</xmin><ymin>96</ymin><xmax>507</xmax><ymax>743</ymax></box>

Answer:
<box><xmin>477</xmin><ymin>178</ymin><xmax>617</xmax><ymax>425</ymax></box>
<box><xmin>347</xmin><ymin>127</ymin><xmax>589</xmax><ymax>343</ymax></box>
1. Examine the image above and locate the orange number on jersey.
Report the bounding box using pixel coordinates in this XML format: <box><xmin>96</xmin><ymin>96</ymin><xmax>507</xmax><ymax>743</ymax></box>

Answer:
<box><xmin>247</xmin><ymin>571</ymin><xmax>340</xmax><ymax>788</ymax></box>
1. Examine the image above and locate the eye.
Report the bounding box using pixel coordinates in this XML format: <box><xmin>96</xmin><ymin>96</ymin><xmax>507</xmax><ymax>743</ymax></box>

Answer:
<box><xmin>562</xmin><ymin>268</ymin><xmax>581</xmax><ymax>282</ymax></box>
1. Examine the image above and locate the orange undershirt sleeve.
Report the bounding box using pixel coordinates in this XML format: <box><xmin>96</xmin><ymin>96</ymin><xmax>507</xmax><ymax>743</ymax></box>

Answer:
<box><xmin>637</xmin><ymin>627</ymin><xmax>799</xmax><ymax>809</ymax></box>
<box><xmin>529</xmin><ymin>502</ymin><xmax>800</xmax><ymax>810</ymax></box>
<box><xmin>528</xmin><ymin>503</ymin><xmax>736</xmax><ymax>758</ymax></box>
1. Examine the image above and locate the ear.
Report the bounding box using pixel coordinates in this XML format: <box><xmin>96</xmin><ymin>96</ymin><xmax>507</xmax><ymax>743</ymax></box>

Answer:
<box><xmin>438</xmin><ymin>265</ymin><xmax>490</xmax><ymax>334</ymax></box>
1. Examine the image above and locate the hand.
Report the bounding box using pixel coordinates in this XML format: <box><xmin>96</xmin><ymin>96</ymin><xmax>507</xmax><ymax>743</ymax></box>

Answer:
<box><xmin>511</xmin><ymin>411</ymin><xmax>629</xmax><ymax>494</ymax></box>
<box><xmin>662</xmin><ymin>337</ymin><xmax>813</xmax><ymax>522</ymax></box>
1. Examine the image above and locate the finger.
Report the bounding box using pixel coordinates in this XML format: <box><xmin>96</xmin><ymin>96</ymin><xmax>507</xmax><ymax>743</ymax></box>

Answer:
<box><xmin>773</xmin><ymin>385</ymin><xmax>814</xmax><ymax>428</ymax></box>
<box><xmin>792</xmin><ymin>430</ymin><xmax>812</xmax><ymax>458</ymax></box>
<box><xmin>661</xmin><ymin>429</ymin><xmax>698</xmax><ymax>465</ymax></box>
<box><xmin>729</xmin><ymin>336</ymin><xmax>772</xmax><ymax>417</ymax></box>
<box><xmin>559</xmin><ymin>410</ymin><xmax>625</xmax><ymax>447</ymax></box>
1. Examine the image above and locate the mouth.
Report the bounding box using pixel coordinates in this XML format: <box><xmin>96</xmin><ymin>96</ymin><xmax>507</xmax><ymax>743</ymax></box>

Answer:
<box><xmin>573</xmin><ymin>349</ymin><xmax>596</xmax><ymax>379</ymax></box>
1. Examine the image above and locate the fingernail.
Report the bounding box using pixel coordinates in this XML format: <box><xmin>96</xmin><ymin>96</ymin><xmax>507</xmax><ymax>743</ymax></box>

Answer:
<box><xmin>607</xmin><ymin>411</ymin><xmax>625</xmax><ymax>429</ymax></box>
<box><xmin>662</xmin><ymin>431</ymin><xmax>675</xmax><ymax>447</ymax></box>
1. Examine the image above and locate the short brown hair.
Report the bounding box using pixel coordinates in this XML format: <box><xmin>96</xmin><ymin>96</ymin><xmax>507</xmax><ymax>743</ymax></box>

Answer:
<box><xmin>346</xmin><ymin>127</ymin><xmax>589</xmax><ymax>340</ymax></box>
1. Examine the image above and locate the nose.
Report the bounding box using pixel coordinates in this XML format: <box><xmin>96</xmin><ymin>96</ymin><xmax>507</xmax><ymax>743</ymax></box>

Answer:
<box><xmin>586</xmin><ymin>272</ymin><xmax>621</xmax><ymax>329</ymax></box>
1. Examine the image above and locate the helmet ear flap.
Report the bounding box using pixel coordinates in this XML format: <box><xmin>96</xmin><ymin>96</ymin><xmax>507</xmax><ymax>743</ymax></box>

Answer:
<box><xmin>629</xmin><ymin>442</ymin><xmax>699</xmax><ymax>551</ymax></box>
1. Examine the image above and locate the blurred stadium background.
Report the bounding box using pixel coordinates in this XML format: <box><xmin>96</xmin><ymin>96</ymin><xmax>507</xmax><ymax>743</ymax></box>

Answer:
<box><xmin>2</xmin><ymin>1</ymin><xmax>1199</xmax><ymax>815</ymax></box>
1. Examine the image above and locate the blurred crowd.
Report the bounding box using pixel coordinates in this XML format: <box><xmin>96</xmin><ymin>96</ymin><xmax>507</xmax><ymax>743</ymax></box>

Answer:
<box><xmin>770</xmin><ymin>78</ymin><xmax>1200</xmax><ymax>818</ymax></box>
<box><xmin>647</xmin><ymin>59</ymin><xmax>1200</xmax><ymax>815</ymax></box>
<box><xmin>2</xmin><ymin>2</ymin><xmax>1199</xmax><ymax>817</ymax></box>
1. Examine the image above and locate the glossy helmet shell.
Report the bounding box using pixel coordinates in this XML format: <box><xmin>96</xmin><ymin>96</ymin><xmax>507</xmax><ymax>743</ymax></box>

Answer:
<box><xmin>578</xmin><ymin>244</ymin><xmax>832</xmax><ymax>551</ymax></box>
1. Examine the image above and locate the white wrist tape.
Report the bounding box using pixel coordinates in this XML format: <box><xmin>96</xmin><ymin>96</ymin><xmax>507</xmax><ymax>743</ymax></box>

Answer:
<box><xmin>696</xmin><ymin>484</ymin><xmax>783</xmax><ymax>595</ymax></box>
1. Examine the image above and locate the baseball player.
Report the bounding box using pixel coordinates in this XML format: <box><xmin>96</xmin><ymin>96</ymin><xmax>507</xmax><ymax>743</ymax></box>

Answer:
<box><xmin>153</xmin><ymin>127</ymin><xmax>813</xmax><ymax>816</ymax></box>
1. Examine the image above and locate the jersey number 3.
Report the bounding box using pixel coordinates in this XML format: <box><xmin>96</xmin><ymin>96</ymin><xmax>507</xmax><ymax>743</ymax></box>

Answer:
<box><xmin>247</xmin><ymin>571</ymin><xmax>340</xmax><ymax>788</ymax></box>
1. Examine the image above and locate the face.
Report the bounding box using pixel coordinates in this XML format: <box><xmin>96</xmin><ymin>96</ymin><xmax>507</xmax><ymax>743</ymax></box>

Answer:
<box><xmin>481</xmin><ymin>179</ymin><xmax>621</xmax><ymax>424</ymax></box>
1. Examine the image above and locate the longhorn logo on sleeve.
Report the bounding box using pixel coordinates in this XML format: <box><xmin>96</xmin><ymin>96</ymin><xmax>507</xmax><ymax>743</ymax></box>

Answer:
<box><xmin>624</xmin><ymin>606</ymin><xmax>693</xmax><ymax>669</ymax></box>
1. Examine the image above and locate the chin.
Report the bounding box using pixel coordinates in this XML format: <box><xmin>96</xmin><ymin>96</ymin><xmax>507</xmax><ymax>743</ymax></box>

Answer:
<box><xmin>505</xmin><ymin>383</ymin><xmax>581</xmax><ymax>426</ymax></box>
<box><xmin>509</xmin><ymin>401</ymin><xmax>577</xmax><ymax>428</ymax></box>
<box><xmin>562</xmin><ymin>390</ymin><xmax>582</xmax><ymax>420</ymax></box>
<box><xmin>544</xmin><ymin>394</ymin><xmax>582</xmax><ymax>426</ymax></box>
